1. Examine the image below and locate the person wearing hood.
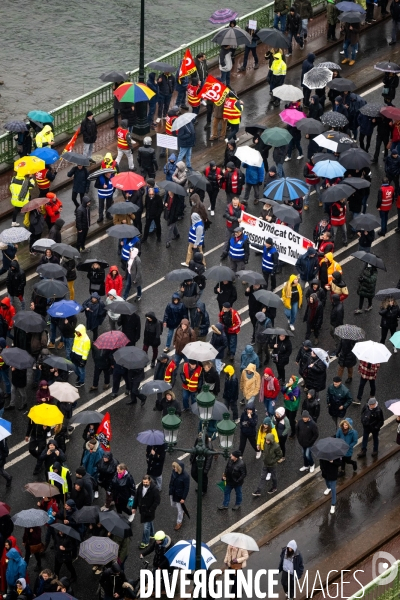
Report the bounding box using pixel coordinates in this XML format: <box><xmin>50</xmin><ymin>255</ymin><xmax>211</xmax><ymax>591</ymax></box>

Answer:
<box><xmin>163</xmin><ymin>293</ymin><xmax>188</xmax><ymax>352</ymax></box>
<box><xmin>282</xmin><ymin>274</ymin><xmax>302</xmax><ymax>331</ymax></box>
<box><xmin>90</xmin><ymin>346</ymin><xmax>113</xmax><ymax>392</ymax></box>
<box><xmin>169</xmin><ymin>460</ymin><xmax>190</xmax><ymax>530</ymax></box>
<box><xmin>6</xmin><ymin>260</ymin><xmax>26</xmax><ymax>311</ymax></box>
<box><xmin>273</xmin><ymin>407</ymin><xmax>291</xmax><ymax>460</ymax></box>
<box><xmin>44</xmin><ymin>192</ymin><xmax>63</xmax><ymax>231</ymax></box>
<box><xmin>87</xmin><ymin>261</ymin><xmax>105</xmax><ymax>297</ymax></box>
<box><xmin>330</xmin><ymin>271</ymin><xmax>348</xmax><ymax>301</ymax></box>
<box><xmin>163</xmin><ymin>153</ymin><xmax>177</xmax><ymax>181</ymax></box>
<box><xmin>0</xmin><ymin>242</ymin><xmax>18</xmax><ymax>275</ymax></box>
<box><xmin>337</xmin><ymin>336</ymin><xmax>357</xmax><ymax>384</ymax></box>
<box><xmin>358</xmin><ymin>397</ymin><xmax>384</xmax><ymax>458</ymax></box>
<box><xmin>6</xmin><ymin>548</ymin><xmax>27</xmax><ymax>590</ymax></box>
<box><xmin>296</xmin><ymin>410</ymin><xmax>319</xmax><ymax>472</ymax></box>
<box><xmin>192</xmin><ymin>301</ymin><xmax>210</xmax><ymax>342</ymax></box>
<box><xmin>189</xmin><ymin>251</ymin><xmax>206</xmax><ymax>294</ymax></box>
<box><xmin>224</xmin><ymin>141</ymin><xmax>241</xmax><ymax>170</ymax></box>
<box><xmin>172</xmin><ymin>318</ymin><xmax>196</xmax><ymax>366</ymax></box>
<box><xmin>106</xmin><ymin>288</ymin><xmax>125</xmax><ymax>330</ymax></box>
<box><xmin>222</xmin><ymin>364</ymin><xmax>239</xmax><ymax>421</ymax></box>
<box><xmin>36</xmin><ymin>380</ymin><xmax>51</xmax><ymax>404</ymax></box>
<box><xmin>182</xmin><ymin>213</ymin><xmax>204</xmax><ymax>268</ymax></box>
<box><xmin>96</xmin><ymin>451</ymin><xmax>118</xmax><ymax>510</ymax></box>
<box><xmin>238</xmin><ymin>403</ymin><xmax>259</xmax><ymax>456</ymax></box>
<box><xmin>145</xmin><ymin>443</ymin><xmax>166</xmax><ymax>492</ymax></box>
<box><xmin>71</xmin><ymin>324</ymin><xmax>91</xmax><ymax>387</ymax></box>
<box><xmin>35</xmin><ymin>124</ymin><xmax>54</xmax><ymax>148</ymax></box>
<box><xmin>304</xmin><ymin>293</ymin><xmax>324</xmax><ymax>343</ymax></box>
<box><xmin>48</xmin><ymin>218</ymin><xmax>65</xmax><ymax>244</ymax></box>
<box><xmin>143</xmin><ymin>312</ymin><xmax>163</xmax><ymax>368</ymax></box>
<box><xmin>67</xmin><ymin>165</ymin><xmax>90</xmax><ymax>210</ymax></box>
<box><xmin>82</xmin><ymin>438</ymin><xmax>104</xmax><ymax>481</ymax></box>
<box><xmin>210</xmin><ymin>324</ymin><xmax>228</xmax><ymax>374</ymax></box>
<box><xmin>279</xmin><ymin>540</ymin><xmax>304</xmax><ymax>598</ymax></box>
<box><xmin>242</xmin><ymin>160</ymin><xmax>264</xmax><ymax>206</ymax></box>
<box><xmin>240</xmin><ymin>363</ymin><xmax>261</xmax><ymax>408</ymax></box>
<box><xmin>296</xmin><ymin>339</ymin><xmax>313</xmax><ymax>382</ymax></box>
<box><xmin>0</xmin><ymin>297</ymin><xmax>16</xmax><ymax>335</ymax></box>
<box><xmin>252</xmin><ymin>431</ymin><xmax>282</xmax><ymax>497</ymax></box>
<box><xmin>105</xmin><ymin>266</ymin><xmax>123</xmax><ymax>297</ymax></box>
<box><xmin>301</xmin><ymin>53</ymin><xmax>315</xmax><ymax>107</ymax></box>
<box><xmin>302</xmin><ymin>389</ymin><xmax>320</xmax><ymax>423</ymax></box>
<box><xmin>341</xmin><ymin>21</ymin><xmax>360</xmax><ymax>66</ymax></box>
<box><xmin>80</xmin><ymin>110</ymin><xmax>97</xmax><ymax>161</ymax></box>
<box><xmin>304</xmin><ymin>349</ymin><xmax>328</xmax><ymax>393</ymax></box>
<box><xmin>240</xmin><ymin>344</ymin><xmax>260</xmax><ymax>376</ymax></box>
<box><xmin>308</xmin><ymin>94</ymin><xmax>323</xmax><ymax>121</ymax></box>
<box><xmin>295</xmin><ymin>246</ymin><xmax>319</xmax><ymax>285</ymax></box>
<box><xmin>75</xmin><ymin>195</ymin><xmax>91</xmax><ymax>253</ymax></box>
<box><xmin>218</xmin><ymin>450</ymin><xmax>247</xmax><ymax>510</ymax></box>
<box><xmin>355</xmin><ymin>264</ymin><xmax>377</xmax><ymax>314</ymax></box>
<box><xmin>327</xmin><ymin>376</ymin><xmax>353</xmax><ymax>429</ymax></box>
<box><xmin>38</xmin><ymin>439</ymin><xmax>66</xmax><ymax>474</ymax></box>
<box><xmin>336</xmin><ymin>418</ymin><xmax>358</xmax><ymax>474</ymax></box>
<box><xmin>326</xmin><ymin>0</ymin><xmax>339</xmax><ymax>41</ymax></box>
<box><xmin>259</xmin><ymin>367</ymin><xmax>280</xmax><ymax>417</ymax></box>
<box><xmin>379</xmin><ymin>296</ymin><xmax>400</xmax><ymax>348</ymax></box>
<box><xmin>69</xmin><ymin>480</ymin><xmax>91</xmax><ymax>509</ymax></box>
<box><xmin>156</xmin><ymin>390</ymin><xmax>182</xmax><ymax>418</ymax></box>
<box><xmin>270</xmin><ymin>52</ymin><xmax>287</xmax><ymax>106</ymax></box>
<box><xmin>282</xmin><ymin>375</ymin><xmax>301</xmax><ymax>438</ymax></box>
<box><xmin>273</xmin><ymin>334</ymin><xmax>293</xmax><ymax>383</ymax></box>
<box><xmin>306</xmin><ymin>279</ymin><xmax>326</xmax><ymax>308</ymax></box>
<box><xmin>82</xmin><ymin>293</ymin><xmax>107</xmax><ymax>340</ymax></box>
<box><xmin>123</xmin><ymin>246</ymin><xmax>142</xmax><ymax>301</ymax></box>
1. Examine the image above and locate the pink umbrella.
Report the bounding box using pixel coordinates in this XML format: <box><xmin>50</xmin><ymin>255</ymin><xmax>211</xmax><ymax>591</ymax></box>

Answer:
<box><xmin>209</xmin><ymin>8</ymin><xmax>238</xmax><ymax>24</ymax></box>
<box><xmin>279</xmin><ymin>109</ymin><xmax>307</xmax><ymax>126</ymax></box>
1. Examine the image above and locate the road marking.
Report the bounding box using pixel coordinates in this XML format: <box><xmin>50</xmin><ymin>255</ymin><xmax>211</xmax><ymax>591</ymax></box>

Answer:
<box><xmin>360</xmin><ymin>83</ymin><xmax>383</xmax><ymax>97</ymax></box>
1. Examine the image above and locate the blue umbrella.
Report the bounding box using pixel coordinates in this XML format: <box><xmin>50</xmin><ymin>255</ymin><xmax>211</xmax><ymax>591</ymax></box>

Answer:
<box><xmin>27</xmin><ymin>110</ymin><xmax>54</xmax><ymax>123</ymax></box>
<box><xmin>31</xmin><ymin>147</ymin><xmax>59</xmax><ymax>164</ymax></box>
<box><xmin>136</xmin><ymin>429</ymin><xmax>165</xmax><ymax>445</ymax></box>
<box><xmin>263</xmin><ymin>177</ymin><xmax>308</xmax><ymax>202</ymax></box>
<box><xmin>47</xmin><ymin>300</ymin><xmax>82</xmax><ymax>318</ymax></box>
<box><xmin>165</xmin><ymin>539</ymin><xmax>217</xmax><ymax>570</ymax></box>
<box><xmin>312</xmin><ymin>160</ymin><xmax>346</xmax><ymax>179</ymax></box>
<box><xmin>336</xmin><ymin>1</ymin><xmax>365</xmax><ymax>12</ymax></box>
<box><xmin>0</xmin><ymin>418</ymin><xmax>11</xmax><ymax>442</ymax></box>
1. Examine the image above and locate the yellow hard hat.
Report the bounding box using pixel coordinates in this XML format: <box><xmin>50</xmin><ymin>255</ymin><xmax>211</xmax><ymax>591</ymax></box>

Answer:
<box><xmin>154</xmin><ymin>531</ymin><xmax>166</xmax><ymax>541</ymax></box>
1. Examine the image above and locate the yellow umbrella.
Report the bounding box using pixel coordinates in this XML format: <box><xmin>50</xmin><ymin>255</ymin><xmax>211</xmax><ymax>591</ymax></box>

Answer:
<box><xmin>14</xmin><ymin>156</ymin><xmax>45</xmax><ymax>176</ymax></box>
<box><xmin>27</xmin><ymin>404</ymin><xmax>64</xmax><ymax>426</ymax></box>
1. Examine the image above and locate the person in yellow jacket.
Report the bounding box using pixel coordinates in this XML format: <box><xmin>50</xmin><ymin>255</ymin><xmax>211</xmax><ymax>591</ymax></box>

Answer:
<box><xmin>71</xmin><ymin>324</ymin><xmax>91</xmax><ymax>387</ymax></box>
<box><xmin>35</xmin><ymin>124</ymin><xmax>54</xmax><ymax>148</ymax></box>
<box><xmin>240</xmin><ymin>363</ymin><xmax>261</xmax><ymax>405</ymax></box>
<box><xmin>282</xmin><ymin>274</ymin><xmax>303</xmax><ymax>331</ymax></box>
<box><xmin>270</xmin><ymin>52</ymin><xmax>287</xmax><ymax>107</ymax></box>
<box><xmin>9</xmin><ymin>174</ymin><xmax>35</xmax><ymax>226</ymax></box>
<box><xmin>256</xmin><ymin>416</ymin><xmax>279</xmax><ymax>458</ymax></box>
<box><xmin>319</xmin><ymin>251</ymin><xmax>342</xmax><ymax>290</ymax></box>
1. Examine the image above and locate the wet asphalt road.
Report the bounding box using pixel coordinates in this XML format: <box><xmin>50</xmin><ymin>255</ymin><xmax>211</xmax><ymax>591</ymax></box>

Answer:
<box><xmin>1</xmin><ymin>79</ymin><xmax>399</xmax><ymax>594</ymax></box>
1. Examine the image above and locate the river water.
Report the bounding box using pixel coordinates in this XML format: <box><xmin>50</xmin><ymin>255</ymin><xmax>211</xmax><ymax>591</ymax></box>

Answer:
<box><xmin>0</xmin><ymin>0</ymin><xmax>264</xmax><ymax>123</ymax></box>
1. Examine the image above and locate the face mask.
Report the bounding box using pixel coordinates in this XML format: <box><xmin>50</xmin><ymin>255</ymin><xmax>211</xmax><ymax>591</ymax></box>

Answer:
<box><xmin>117</xmin><ymin>471</ymin><xmax>125</xmax><ymax>479</ymax></box>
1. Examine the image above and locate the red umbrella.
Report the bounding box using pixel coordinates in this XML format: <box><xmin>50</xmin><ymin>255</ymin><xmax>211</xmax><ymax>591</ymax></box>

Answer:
<box><xmin>21</xmin><ymin>197</ymin><xmax>50</xmax><ymax>213</ymax></box>
<box><xmin>111</xmin><ymin>172</ymin><xmax>146</xmax><ymax>191</ymax></box>
<box><xmin>0</xmin><ymin>502</ymin><xmax>11</xmax><ymax>517</ymax></box>
<box><xmin>94</xmin><ymin>331</ymin><xmax>130</xmax><ymax>350</ymax></box>
<box><xmin>380</xmin><ymin>106</ymin><xmax>400</xmax><ymax>121</ymax></box>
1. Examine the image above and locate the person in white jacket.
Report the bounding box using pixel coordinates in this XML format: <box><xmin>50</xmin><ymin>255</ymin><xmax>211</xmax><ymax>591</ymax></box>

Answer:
<box><xmin>106</xmin><ymin>288</ymin><xmax>124</xmax><ymax>330</ymax></box>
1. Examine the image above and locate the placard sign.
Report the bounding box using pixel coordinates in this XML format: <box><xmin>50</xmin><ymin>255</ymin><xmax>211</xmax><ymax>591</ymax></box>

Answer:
<box><xmin>48</xmin><ymin>471</ymin><xmax>65</xmax><ymax>485</ymax></box>
<box><xmin>241</xmin><ymin>211</ymin><xmax>314</xmax><ymax>265</ymax></box>
<box><xmin>248</xmin><ymin>20</ymin><xmax>257</xmax><ymax>30</ymax></box>
<box><xmin>156</xmin><ymin>133</ymin><xmax>178</xmax><ymax>150</ymax></box>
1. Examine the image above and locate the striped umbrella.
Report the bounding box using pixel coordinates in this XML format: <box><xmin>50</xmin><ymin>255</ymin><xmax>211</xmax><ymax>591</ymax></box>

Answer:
<box><xmin>79</xmin><ymin>536</ymin><xmax>119</xmax><ymax>565</ymax></box>
<box><xmin>0</xmin><ymin>418</ymin><xmax>11</xmax><ymax>442</ymax></box>
<box><xmin>263</xmin><ymin>177</ymin><xmax>308</xmax><ymax>202</ymax></box>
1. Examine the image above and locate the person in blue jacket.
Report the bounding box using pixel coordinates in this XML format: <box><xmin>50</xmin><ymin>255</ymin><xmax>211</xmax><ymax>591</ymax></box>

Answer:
<box><xmin>146</xmin><ymin>72</ymin><xmax>159</xmax><ymax>128</ymax></box>
<box><xmin>6</xmin><ymin>548</ymin><xmax>27</xmax><ymax>590</ymax></box>
<box><xmin>163</xmin><ymin>153</ymin><xmax>177</xmax><ymax>181</ymax></box>
<box><xmin>82</xmin><ymin>439</ymin><xmax>104</xmax><ymax>495</ymax></box>
<box><xmin>242</xmin><ymin>162</ymin><xmax>265</xmax><ymax>205</ymax></box>
<box><xmin>169</xmin><ymin>459</ymin><xmax>190</xmax><ymax>530</ymax></box>
<box><xmin>357</xmin><ymin>113</ymin><xmax>375</xmax><ymax>153</ymax></box>
<box><xmin>295</xmin><ymin>246</ymin><xmax>319</xmax><ymax>285</ymax></box>
<box><xmin>175</xmin><ymin>65</ymin><xmax>189</xmax><ymax>109</ymax></box>
<box><xmin>0</xmin><ymin>243</ymin><xmax>18</xmax><ymax>276</ymax></box>
<box><xmin>240</xmin><ymin>344</ymin><xmax>260</xmax><ymax>373</ymax></box>
<box><xmin>177</xmin><ymin>122</ymin><xmax>196</xmax><ymax>171</ymax></box>
<box><xmin>163</xmin><ymin>293</ymin><xmax>188</xmax><ymax>352</ymax></box>
<box><xmin>336</xmin><ymin>417</ymin><xmax>358</xmax><ymax>474</ymax></box>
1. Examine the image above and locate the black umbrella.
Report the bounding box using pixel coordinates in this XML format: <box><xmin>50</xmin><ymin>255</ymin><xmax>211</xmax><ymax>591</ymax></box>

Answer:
<box><xmin>359</xmin><ymin>103</ymin><xmax>385</xmax><ymax>118</ymax></box>
<box><xmin>321</xmin><ymin>184</ymin><xmax>354</xmax><ymax>203</ymax></box>
<box><xmin>140</xmin><ymin>380</ymin><xmax>172</xmax><ymax>395</ymax></box>
<box><xmin>106</xmin><ymin>301</ymin><xmax>137</xmax><ymax>315</ymax></box>
<box><xmin>343</xmin><ymin>177</ymin><xmax>370</xmax><ymax>190</ymax></box>
<box><xmin>51</xmin><ymin>243</ymin><xmax>81</xmax><ymax>259</ymax></box>
<box><xmin>236</xmin><ymin>270</ymin><xmax>265</xmax><ymax>285</ymax></box>
<box><xmin>334</xmin><ymin>324</ymin><xmax>365</xmax><ymax>340</ymax></box>
<box><xmin>74</xmin><ymin>505</ymin><xmax>100</xmax><ymax>524</ymax></box>
<box><xmin>257</xmin><ymin>28</ymin><xmax>290</xmax><ymax>48</ymax></box>
<box><xmin>253</xmin><ymin>289</ymin><xmax>282</xmax><ymax>308</ymax></box>
<box><xmin>147</xmin><ymin>61</ymin><xmax>176</xmax><ymax>71</ymax></box>
<box><xmin>375</xmin><ymin>61</ymin><xmax>400</xmax><ymax>73</ymax></box>
<box><xmin>114</xmin><ymin>346</ymin><xmax>149</xmax><ymax>369</ymax></box>
<box><xmin>245</xmin><ymin>124</ymin><xmax>267</xmax><ymax>137</ymax></box>
<box><xmin>212</xmin><ymin>27</ymin><xmax>252</xmax><ymax>46</ymax></box>
<box><xmin>108</xmin><ymin>202</ymin><xmax>140</xmax><ymax>215</ymax></box>
<box><xmin>351</xmin><ymin>251</ymin><xmax>386</xmax><ymax>271</ymax></box>
<box><xmin>165</xmin><ymin>268</ymin><xmax>197</xmax><ymax>281</ymax></box>
<box><xmin>77</xmin><ymin>259</ymin><xmax>109</xmax><ymax>272</ymax></box>
<box><xmin>87</xmin><ymin>167</ymin><xmax>117</xmax><ymax>181</ymax></box>
<box><xmin>72</xmin><ymin>410</ymin><xmax>104</xmax><ymax>425</ymax></box>
<box><xmin>62</xmin><ymin>151</ymin><xmax>90</xmax><ymax>166</ymax></box>
<box><xmin>13</xmin><ymin>311</ymin><xmax>46</xmax><ymax>333</ymax></box>
<box><xmin>187</xmin><ymin>171</ymin><xmax>208</xmax><ymax>191</ymax></box>
<box><xmin>51</xmin><ymin>523</ymin><xmax>81</xmax><ymax>541</ymax></box>
<box><xmin>296</xmin><ymin>118</ymin><xmax>327</xmax><ymax>135</ymax></box>
<box><xmin>36</xmin><ymin>263</ymin><xmax>67</xmax><ymax>279</ymax></box>
<box><xmin>100</xmin><ymin>71</ymin><xmax>128</xmax><ymax>82</ymax></box>
<box><xmin>312</xmin><ymin>152</ymin><xmax>339</xmax><ymax>163</ymax></box>
<box><xmin>107</xmin><ymin>224</ymin><xmax>140</xmax><ymax>239</ymax></box>
<box><xmin>161</xmin><ymin>180</ymin><xmax>189</xmax><ymax>197</ymax></box>
<box><xmin>205</xmin><ymin>265</ymin><xmax>235</xmax><ymax>282</ymax></box>
<box><xmin>2</xmin><ymin>348</ymin><xmax>35</xmax><ymax>369</ymax></box>
<box><xmin>43</xmin><ymin>355</ymin><xmax>73</xmax><ymax>371</ymax></box>
<box><xmin>34</xmin><ymin>280</ymin><xmax>69</xmax><ymax>299</ymax></box>
<box><xmin>99</xmin><ymin>511</ymin><xmax>133</xmax><ymax>538</ymax></box>
<box><xmin>321</xmin><ymin>111</ymin><xmax>348</xmax><ymax>128</ymax></box>
<box><xmin>263</xmin><ymin>327</ymin><xmax>294</xmax><ymax>337</ymax></box>
<box><xmin>4</xmin><ymin>121</ymin><xmax>28</xmax><ymax>132</ymax></box>
<box><xmin>327</xmin><ymin>78</ymin><xmax>356</xmax><ymax>92</ymax></box>
<box><xmin>350</xmin><ymin>213</ymin><xmax>380</xmax><ymax>230</ymax></box>
<box><xmin>311</xmin><ymin>437</ymin><xmax>349</xmax><ymax>460</ymax></box>
<box><xmin>269</xmin><ymin>202</ymin><xmax>300</xmax><ymax>226</ymax></box>
<box><xmin>338</xmin><ymin>10</ymin><xmax>364</xmax><ymax>23</ymax></box>
<box><xmin>375</xmin><ymin>288</ymin><xmax>400</xmax><ymax>300</ymax></box>
<box><xmin>339</xmin><ymin>148</ymin><xmax>371</xmax><ymax>169</ymax></box>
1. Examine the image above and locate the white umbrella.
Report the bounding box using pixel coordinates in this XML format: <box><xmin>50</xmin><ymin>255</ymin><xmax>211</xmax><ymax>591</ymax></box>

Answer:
<box><xmin>235</xmin><ymin>146</ymin><xmax>263</xmax><ymax>167</ymax></box>
<box><xmin>49</xmin><ymin>382</ymin><xmax>80</xmax><ymax>403</ymax></box>
<box><xmin>303</xmin><ymin>67</ymin><xmax>333</xmax><ymax>90</ymax></box>
<box><xmin>172</xmin><ymin>113</ymin><xmax>196</xmax><ymax>132</ymax></box>
<box><xmin>273</xmin><ymin>84</ymin><xmax>304</xmax><ymax>101</ymax></box>
<box><xmin>165</xmin><ymin>540</ymin><xmax>217</xmax><ymax>570</ymax></box>
<box><xmin>0</xmin><ymin>418</ymin><xmax>11</xmax><ymax>442</ymax></box>
<box><xmin>182</xmin><ymin>341</ymin><xmax>218</xmax><ymax>361</ymax></box>
<box><xmin>387</xmin><ymin>400</ymin><xmax>400</xmax><ymax>416</ymax></box>
<box><xmin>311</xmin><ymin>347</ymin><xmax>330</xmax><ymax>367</ymax></box>
<box><xmin>353</xmin><ymin>341</ymin><xmax>392</xmax><ymax>364</ymax></box>
<box><xmin>314</xmin><ymin>133</ymin><xmax>337</xmax><ymax>152</ymax></box>
<box><xmin>32</xmin><ymin>238</ymin><xmax>56</xmax><ymax>252</ymax></box>
<box><xmin>221</xmin><ymin>532</ymin><xmax>259</xmax><ymax>551</ymax></box>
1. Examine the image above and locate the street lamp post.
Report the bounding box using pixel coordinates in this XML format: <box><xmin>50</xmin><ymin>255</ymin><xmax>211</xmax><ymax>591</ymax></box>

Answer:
<box><xmin>162</xmin><ymin>385</ymin><xmax>237</xmax><ymax>571</ymax></box>
<box><xmin>132</xmin><ymin>0</ymin><xmax>150</xmax><ymax>137</ymax></box>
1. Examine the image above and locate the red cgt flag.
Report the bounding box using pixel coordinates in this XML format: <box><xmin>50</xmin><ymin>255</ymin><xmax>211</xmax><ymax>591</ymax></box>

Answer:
<box><xmin>63</xmin><ymin>127</ymin><xmax>81</xmax><ymax>153</ymax></box>
<box><xmin>178</xmin><ymin>48</ymin><xmax>197</xmax><ymax>81</ymax></box>
<box><xmin>96</xmin><ymin>411</ymin><xmax>112</xmax><ymax>450</ymax></box>
<box><xmin>200</xmin><ymin>75</ymin><xmax>229</xmax><ymax>106</ymax></box>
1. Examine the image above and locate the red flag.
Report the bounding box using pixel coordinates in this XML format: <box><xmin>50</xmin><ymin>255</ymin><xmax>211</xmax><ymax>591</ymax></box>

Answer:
<box><xmin>200</xmin><ymin>75</ymin><xmax>229</xmax><ymax>106</ymax></box>
<box><xmin>63</xmin><ymin>127</ymin><xmax>80</xmax><ymax>153</ymax></box>
<box><xmin>178</xmin><ymin>48</ymin><xmax>197</xmax><ymax>81</ymax></box>
<box><xmin>96</xmin><ymin>412</ymin><xmax>112</xmax><ymax>450</ymax></box>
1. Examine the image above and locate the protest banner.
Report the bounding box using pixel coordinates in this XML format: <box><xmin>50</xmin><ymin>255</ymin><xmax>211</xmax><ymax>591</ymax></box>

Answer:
<box><xmin>156</xmin><ymin>133</ymin><xmax>178</xmax><ymax>150</ymax></box>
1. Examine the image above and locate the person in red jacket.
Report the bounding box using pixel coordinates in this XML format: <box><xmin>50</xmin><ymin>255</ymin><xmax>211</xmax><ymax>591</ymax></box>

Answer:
<box><xmin>260</xmin><ymin>367</ymin><xmax>280</xmax><ymax>416</ymax></box>
<box><xmin>0</xmin><ymin>297</ymin><xmax>16</xmax><ymax>330</ymax></box>
<box><xmin>44</xmin><ymin>192</ymin><xmax>63</xmax><ymax>230</ymax></box>
<box><xmin>219</xmin><ymin>302</ymin><xmax>241</xmax><ymax>360</ymax></box>
<box><xmin>377</xmin><ymin>177</ymin><xmax>395</xmax><ymax>236</ymax></box>
<box><xmin>105</xmin><ymin>266</ymin><xmax>123</xmax><ymax>297</ymax></box>
<box><xmin>330</xmin><ymin>198</ymin><xmax>347</xmax><ymax>247</ymax></box>
<box><xmin>303</xmin><ymin>158</ymin><xmax>321</xmax><ymax>208</ymax></box>
<box><xmin>396</xmin><ymin>193</ymin><xmax>400</xmax><ymax>232</ymax></box>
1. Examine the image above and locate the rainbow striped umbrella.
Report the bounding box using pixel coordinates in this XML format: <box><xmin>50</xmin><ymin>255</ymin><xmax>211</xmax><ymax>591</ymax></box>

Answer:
<box><xmin>114</xmin><ymin>82</ymin><xmax>155</xmax><ymax>103</ymax></box>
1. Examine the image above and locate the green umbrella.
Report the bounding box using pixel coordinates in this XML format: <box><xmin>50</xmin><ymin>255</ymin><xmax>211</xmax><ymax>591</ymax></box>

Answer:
<box><xmin>261</xmin><ymin>127</ymin><xmax>292</xmax><ymax>147</ymax></box>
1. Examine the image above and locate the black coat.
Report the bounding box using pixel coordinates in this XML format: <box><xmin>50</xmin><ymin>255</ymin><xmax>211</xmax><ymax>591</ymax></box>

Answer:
<box><xmin>164</xmin><ymin>195</ymin><xmax>181</xmax><ymax>226</ymax></box>
<box><xmin>275</xmin><ymin>337</ymin><xmax>292</xmax><ymax>366</ymax></box>
<box><xmin>361</xmin><ymin>404</ymin><xmax>384</xmax><ymax>431</ymax></box>
<box><xmin>80</xmin><ymin>117</ymin><xmax>98</xmax><ymax>144</ymax></box>
<box><xmin>320</xmin><ymin>458</ymin><xmax>341</xmax><ymax>481</ymax></box>
<box><xmin>169</xmin><ymin>460</ymin><xmax>190</xmax><ymax>501</ymax></box>
<box><xmin>110</xmin><ymin>470</ymin><xmax>136</xmax><ymax>508</ymax></box>
<box><xmin>121</xmin><ymin>313</ymin><xmax>141</xmax><ymax>344</ymax></box>
<box><xmin>48</xmin><ymin>219</ymin><xmax>64</xmax><ymax>243</ymax></box>
<box><xmin>143</xmin><ymin>312</ymin><xmax>162</xmax><ymax>347</ymax></box>
<box><xmin>337</xmin><ymin>339</ymin><xmax>357</xmax><ymax>368</ymax></box>
<box><xmin>29</xmin><ymin>209</ymin><xmax>45</xmax><ymax>235</ymax></box>
<box><xmin>138</xmin><ymin>147</ymin><xmax>158</xmax><ymax>173</ymax></box>
<box><xmin>82</xmin><ymin>296</ymin><xmax>107</xmax><ymax>331</ymax></box>
<box><xmin>223</xmin><ymin>374</ymin><xmax>239</xmax><ymax>403</ymax></box>
<box><xmin>156</xmin><ymin>396</ymin><xmax>182</xmax><ymax>417</ymax></box>
<box><xmin>296</xmin><ymin>418</ymin><xmax>319</xmax><ymax>448</ymax></box>
<box><xmin>76</xmin><ymin>197</ymin><xmax>91</xmax><ymax>230</ymax></box>
<box><xmin>133</xmin><ymin>481</ymin><xmax>161</xmax><ymax>522</ymax></box>
<box><xmin>54</xmin><ymin>533</ymin><xmax>75</xmax><ymax>562</ymax></box>
<box><xmin>146</xmin><ymin>444</ymin><xmax>166</xmax><ymax>477</ymax></box>
<box><xmin>304</xmin><ymin>358</ymin><xmax>327</xmax><ymax>392</ymax></box>
<box><xmin>245</xmin><ymin>285</ymin><xmax>266</xmax><ymax>319</ymax></box>
<box><xmin>87</xmin><ymin>269</ymin><xmax>105</xmax><ymax>296</ymax></box>
<box><xmin>330</xmin><ymin>301</ymin><xmax>344</xmax><ymax>328</ymax></box>
<box><xmin>296</xmin><ymin>345</ymin><xmax>312</xmax><ymax>377</ymax></box>
<box><xmin>214</xmin><ymin>281</ymin><xmax>237</xmax><ymax>309</ymax></box>
<box><xmin>67</xmin><ymin>166</ymin><xmax>90</xmax><ymax>194</ymax></box>
<box><xmin>6</xmin><ymin>261</ymin><xmax>26</xmax><ymax>296</ymax></box>
<box><xmin>379</xmin><ymin>305</ymin><xmax>400</xmax><ymax>329</ymax></box>
<box><xmin>224</xmin><ymin>457</ymin><xmax>247</xmax><ymax>487</ymax></box>
<box><xmin>96</xmin><ymin>452</ymin><xmax>118</xmax><ymax>489</ymax></box>
<box><xmin>145</xmin><ymin>193</ymin><xmax>163</xmax><ymax>219</ymax></box>
<box><xmin>92</xmin><ymin>346</ymin><xmax>113</xmax><ymax>370</ymax></box>
<box><xmin>302</xmin><ymin>391</ymin><xmax>321</xmax><ymax>422</ymax></box>
<box><xmin>303</xmin><ymin>300</ymin><xmax>324</xmax><ymax>330</ymax></box>
<box><xmin>0</xmin><ymin>439</ymin><xmax>9</xmax><ymax>468</ymax></box>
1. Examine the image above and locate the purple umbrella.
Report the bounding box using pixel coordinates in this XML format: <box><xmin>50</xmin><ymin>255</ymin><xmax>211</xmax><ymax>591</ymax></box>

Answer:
<box><xmin>209</xmin><ymin>8</ymin><xmax>238</xmax><ymax>24</ymax></box>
